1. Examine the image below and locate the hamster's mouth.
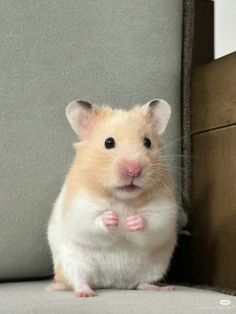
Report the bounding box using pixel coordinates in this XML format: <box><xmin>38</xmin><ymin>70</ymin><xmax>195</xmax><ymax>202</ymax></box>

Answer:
<box><xmin>117</xmin><ymin>184</ymin><xmax>141</xmax><ymax>192</ymax></box>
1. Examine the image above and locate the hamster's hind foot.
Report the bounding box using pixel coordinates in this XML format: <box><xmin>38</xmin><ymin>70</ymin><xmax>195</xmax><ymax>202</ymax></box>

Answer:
<box><xmin>137</xmin><ymin>282</ymin><xmax>174</xmax><ymax>291</ymax></box>
<box><xmin>74</xmin><ymin>285</ymin><xmax>96</xmax><ymax>298</ymax></box>
<box><xmin>47</xmin><ymin>281</ymin><xmax>70</xmax><ymax>292</ymax></box>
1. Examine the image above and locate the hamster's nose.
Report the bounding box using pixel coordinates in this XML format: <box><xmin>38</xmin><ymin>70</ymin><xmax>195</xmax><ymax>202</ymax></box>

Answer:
<box><xmin>122</xmin><ymin>162</ymin><xmax>143</xmax><ymax>179</ymax></box>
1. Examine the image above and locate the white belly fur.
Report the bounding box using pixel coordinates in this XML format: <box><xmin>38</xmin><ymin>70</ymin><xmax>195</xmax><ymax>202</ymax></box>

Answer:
<box><xmin>48</xmin><ymin>187</ymin><xmax>177</xmax><ymax>289</ymax></box>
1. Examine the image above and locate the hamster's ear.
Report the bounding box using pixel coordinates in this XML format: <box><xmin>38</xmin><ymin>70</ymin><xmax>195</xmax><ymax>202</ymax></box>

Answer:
<box><xmin>143</xmin><ymin>99</ymin><xmax>171</xmax><ymax>134</ymax></box>
<box><xmin>66</xmin><ymin>100</ymin><xmax>99</xmax><ymax>138</ymax></box>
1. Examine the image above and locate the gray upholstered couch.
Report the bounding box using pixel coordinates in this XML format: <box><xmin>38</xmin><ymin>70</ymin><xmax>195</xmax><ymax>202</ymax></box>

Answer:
<box><xmin>1</xmin><ymin>1</ymin><xmax>235</xmax><ymax>313</ymax></box>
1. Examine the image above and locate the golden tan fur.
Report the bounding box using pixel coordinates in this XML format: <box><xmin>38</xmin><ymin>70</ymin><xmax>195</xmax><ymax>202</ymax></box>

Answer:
<box><xmin>54</xmin><ymin>264</ymin><xmax>69</xmax><ymax>287</ymax></box>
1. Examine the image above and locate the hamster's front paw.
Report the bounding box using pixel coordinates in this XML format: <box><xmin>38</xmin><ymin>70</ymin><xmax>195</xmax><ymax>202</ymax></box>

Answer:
<box><xmin>126</xmin><ymin>215</ymin><xmax>145</xmax><ymax>232</ymax></box>
<box><xmin>102</xmin><ymin>210</ymin><xmax>119</xmax><ymax>230</ymax></box>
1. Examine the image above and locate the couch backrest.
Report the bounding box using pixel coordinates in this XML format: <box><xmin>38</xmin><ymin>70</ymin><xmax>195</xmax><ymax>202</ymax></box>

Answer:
<box><xmin>0</xmin><ymin>0</ymin><xmax>183</xmax><ymax>280</ymax></box>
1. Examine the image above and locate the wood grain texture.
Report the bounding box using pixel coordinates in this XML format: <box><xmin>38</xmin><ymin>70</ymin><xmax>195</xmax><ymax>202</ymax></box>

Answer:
<box><xmin>191</xmin><ymin>125</ymin><xmax>236</xmax><ymax>291</ymax></box>
<box><xmin>191</xmin><ymin>52</ymin><xmax>236</xmax><ymax>133</ymax></box>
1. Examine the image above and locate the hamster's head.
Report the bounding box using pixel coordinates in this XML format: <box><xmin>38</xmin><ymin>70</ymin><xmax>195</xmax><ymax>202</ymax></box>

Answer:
<box><xmin>66</xmin><ymin>99</ymin><xmax>171</xmax><ymax>200</ymax></box>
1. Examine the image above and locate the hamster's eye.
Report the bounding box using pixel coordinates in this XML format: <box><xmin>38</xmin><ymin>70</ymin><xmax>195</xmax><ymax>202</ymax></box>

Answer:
<box><xmin>143</xmin><ymin>137</ymin><xmax>151</xmax><ymax>149</ymax></box>
<box><xmin>105</xmin><ymin>137</ymin><xmax>115</xmax><ymax>149</ymax></box>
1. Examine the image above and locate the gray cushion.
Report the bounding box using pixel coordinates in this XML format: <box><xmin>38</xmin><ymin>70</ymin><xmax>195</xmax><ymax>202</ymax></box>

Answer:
<box><xmin>1</xmin><ymin>281</ymin><xmax>235</xmax><ymax>314</ymax></box>
<box><xmin>0</xmin><ymin>0</ymin><xmax>183</xmax><ymax>279</ymax></box>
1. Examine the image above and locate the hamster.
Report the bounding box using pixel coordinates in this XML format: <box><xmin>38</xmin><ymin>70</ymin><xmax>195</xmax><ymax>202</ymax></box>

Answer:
<box><xmin>47</xmin><ymin>99</ymin><xmax>178</xmax><ymax>298</ymax></box>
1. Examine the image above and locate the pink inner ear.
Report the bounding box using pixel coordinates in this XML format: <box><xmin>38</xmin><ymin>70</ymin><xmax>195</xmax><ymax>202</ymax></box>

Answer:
<box><xmin>150</xmin><ymin>110</ymin><xmax>170</xmax><ymax>134</ymax></box>
<box><xmin>78</xmin><ymin>114</ymin><xmax>97</xmax><ymax>138</ymax></box>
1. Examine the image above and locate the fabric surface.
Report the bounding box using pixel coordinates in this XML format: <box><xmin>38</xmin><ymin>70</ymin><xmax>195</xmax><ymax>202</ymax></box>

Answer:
<box><xmin>0</xmin><ymin>0</ymin><xmax>183</xmax><ymax>279</ymax></box>
<box><xmin>182</xmin><ymin>0</ymin><xmax>194</xmax><ymax>212</ymax></box>
<box><xmin>0</xmin><ymin>281</ymin><xmax>236</xmax><ymax>314</ymax></box>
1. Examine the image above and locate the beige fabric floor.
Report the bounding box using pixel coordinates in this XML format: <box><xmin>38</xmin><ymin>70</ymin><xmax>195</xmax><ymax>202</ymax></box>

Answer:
<box><xmin>0</xmin><ymin>280</ymin><xmax>235</xmax><ymax>314</ymax></box>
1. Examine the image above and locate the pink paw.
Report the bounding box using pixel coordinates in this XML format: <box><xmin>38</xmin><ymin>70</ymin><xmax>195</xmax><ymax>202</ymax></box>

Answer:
<box><xmin>126</xmin><ymin>215</ymin><xmax>145</xmax><ymax>232</ymax></box>
<box><xmin>102</xmin><ymin>210</ymin><xmax>119</xmax><ymax>229</ymax></box>
<box><xmin>74</xmin><ymin>287</ymin><xmax>96</xmax><ymax>298</ymax></box>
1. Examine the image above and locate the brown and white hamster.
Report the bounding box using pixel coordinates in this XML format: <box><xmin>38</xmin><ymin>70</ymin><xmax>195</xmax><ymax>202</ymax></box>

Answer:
<box><xmin>47</xmin><ymin>99</ymin><xmax>177</xmax><ymax>297</ymax></box>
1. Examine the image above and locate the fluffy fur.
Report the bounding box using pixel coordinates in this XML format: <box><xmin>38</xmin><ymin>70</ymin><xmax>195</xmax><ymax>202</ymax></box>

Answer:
<box><xmin>47</xmin><ymin>100</ymin><xmax>178</xmax><ymax>297</ymax></box>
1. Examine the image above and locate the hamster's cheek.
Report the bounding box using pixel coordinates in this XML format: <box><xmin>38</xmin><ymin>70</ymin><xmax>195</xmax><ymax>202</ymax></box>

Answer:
<box><xmin>103</xmin><ymin>169</ymin><xmax>122</xmax><ymax>190</ymax></box>
<box><xmin>97</xmin><ymin>158</ymin><xmax>121</xmax><ymax>188</ymax></box>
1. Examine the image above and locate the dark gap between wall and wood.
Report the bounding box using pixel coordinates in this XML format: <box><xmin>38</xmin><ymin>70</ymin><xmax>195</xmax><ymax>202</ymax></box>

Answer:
<box><xmin>192</xmin><ymin>0</ymin><xmax>214</xmax><ymax>68</ymax></box>
<box><xmin>166</xmin><ymin>0</ymin><xmax>195</xmax><ymax>285</ymax></box>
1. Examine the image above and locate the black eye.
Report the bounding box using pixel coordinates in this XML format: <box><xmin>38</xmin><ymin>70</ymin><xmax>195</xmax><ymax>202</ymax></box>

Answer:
<box><xmin>105</xmin><ymin>137</ymin><xmax>115</xmax><ymax>149</ymax></box>
<box><xmin>143</xmin><ymin>137</ymin><xmax>151</xmax><ymax>148</ymax></box>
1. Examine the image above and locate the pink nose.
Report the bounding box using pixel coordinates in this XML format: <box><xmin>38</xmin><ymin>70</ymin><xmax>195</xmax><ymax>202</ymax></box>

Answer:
<box><xmin>121</xmin><ymin>162</ymin><xmax>143</xmax><ymax>179</ymax></box>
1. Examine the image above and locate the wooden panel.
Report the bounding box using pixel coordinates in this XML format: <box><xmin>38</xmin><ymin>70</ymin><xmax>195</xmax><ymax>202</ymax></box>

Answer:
<box><xmin>191</xmin><ymin>52</ymin><xmax>236</xmax><ymax>133</ymax></box>
<box><xmin>191</xmin><ymin>125</ymin><xmax>236</xmax><ymax>291</ymax></box>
